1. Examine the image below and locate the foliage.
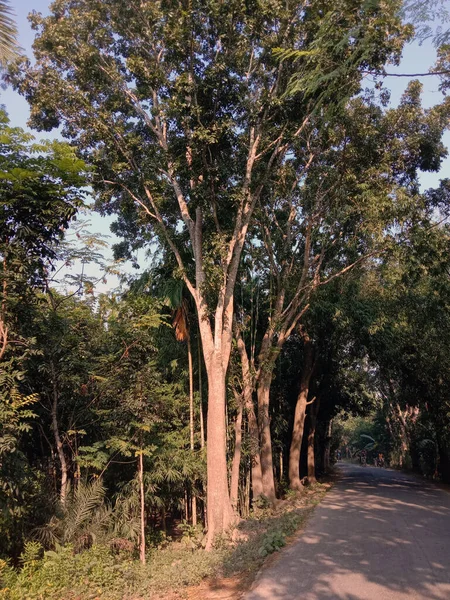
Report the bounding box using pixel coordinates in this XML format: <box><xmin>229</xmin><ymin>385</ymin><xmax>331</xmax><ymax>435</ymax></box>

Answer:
<box><xmin>0</xmin><ymin>482</ymin><xmax>329</xmax><ymax>599</ymax></box>
<box><xmin>2</xmin><ymin>0</ymin><xmax>450</xmax><ymax>582</ymax></box>
<box><xmin>0</xmin><ymin>1</ymin><xmax>18</xmax><ymax>65</ymax></box>
<box><xmin>403</xmin><ymin>0</ymin><xmax>450</xmax><ymax>46</ymax></box>
<box><xmin>36</xmin><ymin>478</ymin><xmax>109</xmax><ymax>549</ymax></box>
<box><xmin>0</xmin><ymin>367</ymin><xmax>37</xmax><ymax>458</ymax></box>
<box><xmin>258</xmin><ymin>530</ymin><xmax>286</xmax><ymax>557</ymax></box>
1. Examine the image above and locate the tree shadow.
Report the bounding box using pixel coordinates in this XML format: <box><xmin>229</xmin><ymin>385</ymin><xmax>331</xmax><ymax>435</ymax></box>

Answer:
<box><xmin>243</xmin><ymin>463</ymin><xmax>450</xmax><ymax>599</ymax></box>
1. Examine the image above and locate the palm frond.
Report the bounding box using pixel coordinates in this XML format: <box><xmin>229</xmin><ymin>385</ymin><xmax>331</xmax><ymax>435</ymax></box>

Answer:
<box><xmin>64</xmin><ymin>478</ymin><xmax>106</xmax><ymax>543</ymax></box>
<box><xmin>0</xmin><ymin>1</ymin><xmax>19</xmax><ymax>65</ymax></box>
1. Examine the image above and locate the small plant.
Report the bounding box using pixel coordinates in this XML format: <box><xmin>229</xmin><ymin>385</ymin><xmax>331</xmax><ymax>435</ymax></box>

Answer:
<box><xmin>179</xmin><ymin>521</ymin><xmax>204</xmax><ymax>550</ymax></box>
<box><xmin>0</xmin><ymin>559</ymin><xmax>16</xmax><ymax>591</ymax></box>
<box><xmin>285</xmin><ymin>488</ymin><xmax>299</xmax><ymax>501</ymax></box>
<box><xmin>258</xmin><ymin>530</ymin><xmax>286</xmax><ymax>557</ymax></box>
<box><xmin>253</xmin><ymin>494</ymin><xmax>271</xmax><ymax>510</ymax></box>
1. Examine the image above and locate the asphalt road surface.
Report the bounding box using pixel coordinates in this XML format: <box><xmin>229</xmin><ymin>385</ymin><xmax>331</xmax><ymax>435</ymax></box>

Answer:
<box><xmin>244</xmin><ymin>462</ymin><xmax>450</xmax><ymax>600</ymax></box>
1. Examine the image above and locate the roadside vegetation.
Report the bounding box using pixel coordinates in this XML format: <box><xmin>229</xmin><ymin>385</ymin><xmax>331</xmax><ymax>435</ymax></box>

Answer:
<box><xmin>0</xmin><ymin>483</ymin><xmax>328</xmax><ymax>599</ymax></box>
<box><xmin>1</xmin><ymin>0</ymin><xmax>449</xmax><ymax>598</ymax></box>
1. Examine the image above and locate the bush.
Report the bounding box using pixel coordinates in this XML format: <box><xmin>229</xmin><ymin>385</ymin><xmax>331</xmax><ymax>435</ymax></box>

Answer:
<box><xmin>258</xmin><ymin>530</ymin><xmax>286</xmax><ymax>557</ymax></box>
<box><xmin>0</xmin><ymin>543</ymin><xmax>141</xmax><ymax>600</ymax></box>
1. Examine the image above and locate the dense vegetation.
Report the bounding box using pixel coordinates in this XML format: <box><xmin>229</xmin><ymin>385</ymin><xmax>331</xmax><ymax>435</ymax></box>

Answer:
<box><xmin>1</xmin><ymin>0</ymin><xmax>449</xmax><ymax>597</ymax></box>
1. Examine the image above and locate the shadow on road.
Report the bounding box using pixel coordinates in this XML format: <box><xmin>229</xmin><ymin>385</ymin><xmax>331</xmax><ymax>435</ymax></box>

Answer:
<box><xmin>245</xmin><ymin>463</ymin><xmax>450</xmax><ymax>600</ymax></box>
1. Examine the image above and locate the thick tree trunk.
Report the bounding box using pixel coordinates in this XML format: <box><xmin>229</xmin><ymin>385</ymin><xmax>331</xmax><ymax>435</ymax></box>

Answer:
<box><xmin>289</xmin><ymin>338</ymin><xmax>314</xmax><ymax>491</ymax></box>
<box><xmin>257</xmin><ymin>373</ymin><xmax>276</xmax><ymax>503</ymax></box>
<box><xmin>187</xmin><ymin>337</ymin><xmax>197</xmax><ymax>526</ymax></box>
<box><xmin>307</xmin><ymin>396</ymin><xmax>320</xmax><ymax>484</ymax></box>
<box><xmin>204</xmin><ymin>353</ymin><xmax>236</xmax><ymax>548</ymax></box>
<box><xmin>138</xmin><ymin>451</ymin><xmax>146</xmax><ymax>564</ymax></box>
<box><xmin>50</xmin><ymin>361</ymin><xmax>68</xmax><ymax>506</ymax></box>
<box><xmin>230</xmin><ymin>396</ymin><xmax>243</xmax><ymax>510</ymax></box>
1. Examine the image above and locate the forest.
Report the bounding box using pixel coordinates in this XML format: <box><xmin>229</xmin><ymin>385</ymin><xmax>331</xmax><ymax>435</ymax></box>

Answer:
<box><xmin>1</xmin><ymin>0</ymin><xmax>449</xmax><ymax>598</ymax></box>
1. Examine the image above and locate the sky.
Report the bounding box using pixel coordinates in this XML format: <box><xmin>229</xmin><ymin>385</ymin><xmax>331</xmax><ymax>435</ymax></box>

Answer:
<box><xmin>4</xmin><ymin>0</ymin><xmax>450</xmax><ymax>291</ymax></box>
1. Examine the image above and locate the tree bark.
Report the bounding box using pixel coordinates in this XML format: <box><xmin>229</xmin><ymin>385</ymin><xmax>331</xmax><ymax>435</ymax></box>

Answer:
<box><xmin>230</xmin><ymin>395</ymin><xmax>243</xmax><ymax>510</ymax></box>
<box><xmin>307</xmin><ymin>396</ymin><xmax>320</xmax><ymax>484</ymax></box>
<box><xmin>198</xmin><ymin>335</ymin><xmax>205</xmax><ymax>450</ymax></box>
<box><xmin>324</xmin><ymin>420</ymin><xmax>333</xmax><ymax>472</ymax></box>
<box><xmin>203</xmin><ymin>351</ymin><xmax>236</xmax><ymax>549</ymax></box>
<box><xmin>395</xmin><ymin>403</ymin><xmax>410</xmax><ymax>467</ymax></box>
<box><xmin>235</xmin><ymin>327</ymin><xmax>264</xmax><ymax>499</ymax></box>
<box><xmin>257</xmin><ymin>371</ymin><xmax>276</xmax><ymax>503</ymax></box>
<box><xmin>187</xmin><ymin>336</ymin><xmax>197</xmax><ymax>526</ymax></box>
<box><xmin>138</xmin><ymin>451</ymin><xmax>146</xmax><ymax>564</ymax></box>
<box><xmin>50</xmin><ymin>360</ymin><xmax>68</xmax><ymax>506</ymax></box>
<box><xmin>289</xmin><ymin>337</ymin><xmax>314</xmax><ymax>491</ymax></box>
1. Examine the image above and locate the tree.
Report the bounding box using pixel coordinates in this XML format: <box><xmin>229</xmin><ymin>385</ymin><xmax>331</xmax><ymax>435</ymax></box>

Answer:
<box><xmin>0</xmin><ymin>110</ymin><xmax>87</xmax><ymax>556</ymax></box>
<box><xmin>403</xmin><ymin>0</ymin><xmax>450</xmax><ymax>47</ymax></box>
<box><xmin>233</xmin><ymin>74</ymin><xmax>450</xmax><ymax>494</ymax></box>
<box><xmin>11</xmin><ymin>0</ymin><xmax>410</xmax><ymax>545</ymax></box>
<box><xmin>0</xmin><ymin>108</ymin><xmax>87</xmax><ymax>363</ymax></box>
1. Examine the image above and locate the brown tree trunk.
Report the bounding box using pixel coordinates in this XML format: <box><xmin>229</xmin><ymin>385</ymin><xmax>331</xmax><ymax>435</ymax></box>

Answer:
<box><xmin>138</xmin><ymin>451</ymin><xmax>146</xmax><ymax>564</ymax></box>
<box><xmin>395</xmin><ymin>403</ymin><xmax>410</xmax><ymax>467</ymax></box>
<box><xmin>257</xmin><ymin>372</ymin><xmax>276</xmax><ymax>503</ymax></box>
<box><xmin>289</xmin><ymin>338</ymin><xmax>314</xmax><ymax>491</ymax></box>
<box><xmin>230</xmin><ymin>394</ymin><xmax>243</xmax><ymax>510</ymax></box>
<box><xmin>198</xmin><ymin>335</ymin><xmax>205</xmax><ymax>450</ymax></box>
<box><xmin>187</xmin><ymin>336</ymin><xmax>197</xmax><ymax>526</ymax></box>
<box><xmin>307</xmin><ymin>396</ymin><xmax>320</xmax><ymax>484</ymax></box>
<box><xmin>246</xmin><ymin>394</ymin><xmax>264</xmax><ymax>500</ymax></box>
<box><xmin>324</xmin><ymin>420</ymin><xmax>332</xmax><ymax>471</ymax></box>
<box><xmin>50</xmin><ymin>361</ymin><xmax>68</xmax><ymax>506</ymax></box>
<box><xmin>204</xmin><ymin>352</ymin><xmax>236</xmax><ymax>549</ymax></box>
<box><xmin>235</xmin><ymin>328</ymin><xmax>263</xmax><ymax>499</ymax></box>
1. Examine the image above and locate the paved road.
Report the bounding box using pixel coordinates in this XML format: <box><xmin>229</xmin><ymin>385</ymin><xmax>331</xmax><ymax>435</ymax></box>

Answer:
<box><xmin>244</xmin><ymin>463</ymin><xmax>450</xmax><ymax>600</ymax></box>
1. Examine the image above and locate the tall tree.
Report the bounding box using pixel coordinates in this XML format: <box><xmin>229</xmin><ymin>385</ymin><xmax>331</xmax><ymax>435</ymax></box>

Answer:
<box><xmin>11</xmin><ymin>0</ymin><xmax>409</xmax><ymax>544</ymax></box>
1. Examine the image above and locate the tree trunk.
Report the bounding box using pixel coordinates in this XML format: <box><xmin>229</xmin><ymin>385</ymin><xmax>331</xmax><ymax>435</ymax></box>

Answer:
<box><xmin>235</xmin><ymin>329</ymin><xmax>263</xmax><ymax>499</ymax></box>
<box><xmin>246</xmin><ymin>394</ymin><xmax>264</xmax><ymax>500</ymax></box>
<box><xmin>230</xmin><ymin>395</ymin><xmax>243</xmax><ymax>510</ymax></box>
<box><xmin>50</xmin><ymin>361</ymin><xmax>68</xmax><ymax>506</ymax></box>
<box><xmin>138</xmin><ymin>451</ymin><xmax>146</xmax><ymax>564</ymax></box>
<box><xmin>395</xmin><ymin>403</ymin><xmax>410</xmax><ymax>467</ymax></box>
<box><xmin>198</xmin><ymin>336</ymin><xmax>205</xmax><ymax>450</ymax></box>
<box><xmin>187</xmin><ymin>336</ymin><xmax>197</xmax><ymax>526</ymax></box>
<box><xmin>324</xmin><ymin>420</ymin><xmax>332</xmax><ymax>471</ymax></box>
<box><xmin>289</xmin><ymin>338</ymin><xmax>314</xmax><ymax>491</ymax></box>
<box><xmin>257</xmin><ymin>372</ymin><xmax>276</xmax><ymax>503</ymax></box>
<box><xmin>204</xmin><ymin>352</ymin><xmax>236</xmax><ymax>549</ymax></box>
<box><xmin>307</xmin><ymin>396</ymin><xmax>320</xmax><ymax>484</ymax></box>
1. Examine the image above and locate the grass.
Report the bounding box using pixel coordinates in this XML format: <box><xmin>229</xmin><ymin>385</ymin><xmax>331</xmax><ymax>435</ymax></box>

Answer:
<box><xmin>0</xmin><ymin>482</ymin><xmax>330</xmax><ymax>600</ymax></box>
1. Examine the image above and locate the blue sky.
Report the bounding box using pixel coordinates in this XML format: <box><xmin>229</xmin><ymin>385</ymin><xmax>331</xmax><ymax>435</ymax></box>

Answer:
<box><xmin>3</xmin><ymin>1</ymin><xmax>450</xmax><ymax>289</ymax></box>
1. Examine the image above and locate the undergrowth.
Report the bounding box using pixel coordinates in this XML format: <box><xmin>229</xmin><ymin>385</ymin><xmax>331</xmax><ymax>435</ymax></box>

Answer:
<box><xmin>0</xmin><ymin>483</ymin><xmax>329</xmax><ymax>599</ymax></box>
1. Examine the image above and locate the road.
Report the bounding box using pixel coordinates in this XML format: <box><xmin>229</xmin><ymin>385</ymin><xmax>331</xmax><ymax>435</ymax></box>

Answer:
<box><xmin>244</xmin><ymin>462</ymin><xmax>450</xmax><ymax>600</ymax></box>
